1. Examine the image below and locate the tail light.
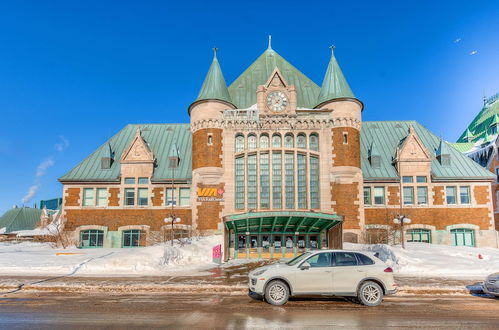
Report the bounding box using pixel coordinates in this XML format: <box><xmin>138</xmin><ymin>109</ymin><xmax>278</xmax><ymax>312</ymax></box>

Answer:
<box><xmin>384</xmin><ymin>267</ymin><xmax>393</xmax><ymax>273</ymax></box>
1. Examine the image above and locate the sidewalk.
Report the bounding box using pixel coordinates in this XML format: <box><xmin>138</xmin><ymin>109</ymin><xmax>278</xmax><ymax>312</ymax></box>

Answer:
<box><xmin>0</xmin><ymin>262</ymin><xmax>481</xmax><ymax>295</ymax></box>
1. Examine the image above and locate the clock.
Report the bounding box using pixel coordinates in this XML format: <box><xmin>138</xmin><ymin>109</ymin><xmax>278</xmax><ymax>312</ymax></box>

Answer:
<box><xmin>266</xmin><ymin>91</ymin><xmax>288</xmax><ymax>112</ymax></box>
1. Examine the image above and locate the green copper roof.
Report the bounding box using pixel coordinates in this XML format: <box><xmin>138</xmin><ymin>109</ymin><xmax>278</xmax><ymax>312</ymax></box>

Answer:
<box><xmin>361</xmin><ymin>121</ymin><xmax>494</xmax><ymax>181</ymax></box>
<box><xmin>59</xmin><ymin>124</ymin><xmax>192</xmax><ymax>182</ymax></box>
<box><xmin>450</xmin><ymin>142</ymin><xmax>475</xmax><ymax>153</ymax></box>
<box><xmin>369</xmin><ymin>141</ymin><xmax>380</xmax><ymax>157</ymax></box>
<box><xmin>317</xmin><ymin>48</ymin><xmax>354</xmax><ymax>105</ymax></box>
<box><xmin>457</xmin><ymin>93</ymin><xmax>499</xmax><ymax>143</ymax></box>
<box><xmin>436</xmin><ymin>138</ymin><xmax>451</xmax><ymax>157</ymax></box>
<box><xmin>228</xmin><ymin>47</ymin><xmax>321</xmax><ymax>109</ymax></box>
<box><xmin>195</xmin><ymin>51</ymin><xmax>232</xmax><ymax>105</ymax></box>
<box><xmin>0</xmin><ymin>207</ymin><xmax>42</xmax><ymax>234</ymax></box>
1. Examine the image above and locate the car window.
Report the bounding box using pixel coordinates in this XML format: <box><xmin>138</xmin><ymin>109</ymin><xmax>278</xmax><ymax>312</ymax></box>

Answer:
<box><xmin>305</xmin><ymin>252</ymin><xmax>332</xmax><ymax>268</ymax></box>
<box><xmin>333</xmin><ymin>252</ymin><xmax>358</xmax><ymax>266</ymax></box>
<box><xmin>355</xmin><ymin>253</ymin><xmax>375</xmax><ymax>265</ymax></box>
<box><xmin>286</xmin><ymin>252</ymin><xmax>312</xmax><ymax>266</ymax></box>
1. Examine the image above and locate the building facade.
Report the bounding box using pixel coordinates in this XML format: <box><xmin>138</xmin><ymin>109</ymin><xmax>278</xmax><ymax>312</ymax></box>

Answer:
<box><xmin>59</xmin><ymin>45</ymin><xmax>498</xmax><ymax>258</ymax></box>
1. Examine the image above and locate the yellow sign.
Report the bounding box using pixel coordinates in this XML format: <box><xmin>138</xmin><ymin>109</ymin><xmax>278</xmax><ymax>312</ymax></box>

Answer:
<box><xmin>197</xmin><ymin>187</ymin><xmax>224</xmax><ymax>202</ymax></box>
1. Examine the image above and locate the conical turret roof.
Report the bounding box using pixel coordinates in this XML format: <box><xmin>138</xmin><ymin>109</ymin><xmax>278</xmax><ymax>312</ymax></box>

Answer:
<box><xmin>316</xmin><ymin>47</ymin><xmax>354</xmax><ymax>106</ymax></box>
<box><xmin>194</xmin><ymin>49</ymin><xmax>232</xmax><ymax>105</ymax></box>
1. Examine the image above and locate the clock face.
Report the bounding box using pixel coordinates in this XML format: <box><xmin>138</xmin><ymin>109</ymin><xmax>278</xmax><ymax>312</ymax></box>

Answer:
<box><xmin>266</xmin><ymin>91</ymin><xmax>288</xmax><ymax>112</ymax></box>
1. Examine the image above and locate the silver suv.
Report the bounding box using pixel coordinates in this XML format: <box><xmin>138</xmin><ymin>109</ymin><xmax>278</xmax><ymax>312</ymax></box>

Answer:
<box><xmin>248</xmin><ymin>250</ymin><xmax>397</xmax><ymax>306</ymax></box>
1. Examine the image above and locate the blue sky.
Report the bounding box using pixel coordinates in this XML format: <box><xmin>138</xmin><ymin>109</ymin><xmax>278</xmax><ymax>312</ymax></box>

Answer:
<box><xmin>0</xmin><ymin>0</ymin><xmax>498</xmax><ymax>213</ymax></box>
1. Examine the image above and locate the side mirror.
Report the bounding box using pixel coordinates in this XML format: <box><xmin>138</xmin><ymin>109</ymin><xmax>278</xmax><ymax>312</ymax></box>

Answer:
<box><xmin>300</xmin><ymin>261</ymin><xmax>311</xmax><ymax>270</ymax></box>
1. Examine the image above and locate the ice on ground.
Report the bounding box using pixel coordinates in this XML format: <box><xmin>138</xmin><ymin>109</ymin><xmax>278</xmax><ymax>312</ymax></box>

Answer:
<box><xmin>0</xmin><ymin>236</ymin><xmax>223</xmax><ymax>277</ymax></box>
<box><xmin>345</xmin><ymin>242</ymin><xmax>499</xmax><ymax>277</ymax></box>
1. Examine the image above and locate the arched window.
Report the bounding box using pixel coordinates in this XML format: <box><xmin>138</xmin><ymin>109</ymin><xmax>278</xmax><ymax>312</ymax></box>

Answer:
<box><xmin>260</xmin><ymin>134</ymin><xmax>269</xmax><ymax>148</ymax></box>
<box><xmin>235</xmin><ymin>135</ymin><xmax>245</xmax><ymax>153</ymax></box>
<box><xmin>451</xmin><ymin>228</ymin><xmax>475</xmax><ymax>247</ymax></box>
<box><xmin>248</xmin><ymin>134</ymin><xmax>257</xmax><ymax>149</ymax></box>
<box><xmin>80</xmin><ymin>229</ymin><xmax>104</xmax><ymax>248</ymax></box>
<box><xmin>309</xmin><ymin>133</ymin><xmax>319</xmax><ymax>151</ymax></box>
<box><xmin>297</xmin><ymin>133</ymin><xmax>306</xmax><ymax>149</ymax></box>
<box><xmin>272</xmin><ymin>134</ymin><xmax>281</xmax><ymax>148</ymax></box>
<box><xmin>407</xmin><ymin>228</ymin><xmax>431</xmax><ymax>243</ymax></box>
<box><xmin>284</xmin><ymin>133</ymin><xmax>294</xmax><ymax>148</ymax></box>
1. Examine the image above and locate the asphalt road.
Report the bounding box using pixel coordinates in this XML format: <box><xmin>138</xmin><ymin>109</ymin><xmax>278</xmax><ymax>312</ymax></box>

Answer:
<box><xmin>0</xmin><ymin>292</ymin><xmax>498</xmax><ymax>329</ymax></box>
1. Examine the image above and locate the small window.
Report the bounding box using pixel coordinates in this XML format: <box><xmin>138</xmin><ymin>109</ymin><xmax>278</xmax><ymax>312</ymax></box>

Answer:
<box><xmin>373</xmin><ymin>187</ymin><xmax>385</xmax><ymax>205</ymax></box>
<box><xmin>451</xmin><ymin>228</ymin><xmax>475</xmax><ymax>247</ymax></box>
<box><xmin>166</xmin><ymin>188</ymin><xmax>176</xmax><ymax>206</ymax></box>
<box><xmin>179</xmin><ymin>188</ymin><xmax>190</xmax><ymax>207</ymax></box>
<box><xmin>272</xmin><ymin>134</ymin><xmax>281</xmax><ymax>148</ymax></box>
<box><xmin>402</xmin><ymin>176</ymin><xmax>413</xmax><ymax>183</ymax></box>
<box><xmin>334</xmin><ymin>252</ymin><xmax>358</xmax><ymax>266</ymax></box>
<box><xmin>309</xmin><ymin>133</ymin><xmax>319</xmax><ymax>151</ymax></box>
<box><xmin>355</xmin><ymin>253</ymin><xmax>375</xmax><ymax>265</ymax></box>
<box><xmin>446</xmin><ymin>186</ymin><xmax>457</xmax><ymax>205</ymax></box>
<box><xmin>407</xmin><ymin>229</ymin><xmax>431</xmax><ymax>243</ymax></box>
<box><xmin>260</xmin><ymin>135</ymin><xmax>269</xmax><ymax>148</ymax></box>
<box><xmin>416</xmin><ymin>176</ymin><xmax>427</xmax><ymax>183</ymax></box>
<box><xmin>460</xmin><ymin>186</ymin><xmax>471</xmax><ymax>204</ymax></box>
<box><xmin>248</xmin><ymin>134</ymin><xmax>257</xmax><ymax>149</ymax></box>
<box><xmin>235</xmin><ymin>135</ymin><xmax>245</xmax><ymax>153</ymax></box>
<box><xmin>80</xmin><ymin>229</ymin><xmax>104</xmax><ymax>248</ymax></box>
<box><xmin>343</xmin><ymin>133</ymin><xmax>348</xmax><ymax>144</ymax></box>
<box><xmin>297</xmin><ymin>134</ymin><xmax>306</xmax><ymax>149</ymax></box>
<box><xmin>207</xmin><ymin>134</ymin><xmax>213</xmax><ymax>145</ymax></box>
<box><xmin>284</xmin><ymin>134</ymin><xmax>294</xmax><ymax>148</ymax></box>
<box><xmin>123</xmin><ymin>229</ymin><xmax>141</xmax><ymax>247</ymax></box>
<box><xmin>417</xmin><ymin>186</ymin><xmax>428</xmax><ymax>205</ymax></box>
<box><xmin>96</xmin><ymin>188</ymin><xmax>107</xmax><ymax>207</ymax></box>
<box><xmin>137</xmin><ymin>188</ymin><xmax>148</xmax><ymax>206</ymax></box>
<box><xmin>82</xmin><ymin>188</ymin><xmax>94</xmax><ymax>206</ymax></box>
<box><xmin>403</xmin><ymin>187</ymin><xmax>414</xmax><ymax>205</ymax></box>
<box><xmin>363</xmin><ymin>187</ymin><xmax>372</xmax><ymax>205</ymax></box>
<box><xmin>125</xmin><ymin>188</ymin><xmax>135</xmax><ymax>206</ymax></box>
<box><xmin>124</xmin><ymin>178</ymin><xmax>135</xmax><ymax>184</ymax></box>
<box><xmin>305</xmin><ymin>252</ymin><xmax>332</xmax><ymax>268</ymax></box>
<box><xmin>138</xmin><ymin>177</ymin><xmax>149</xmax><ymax>185</ymax></box>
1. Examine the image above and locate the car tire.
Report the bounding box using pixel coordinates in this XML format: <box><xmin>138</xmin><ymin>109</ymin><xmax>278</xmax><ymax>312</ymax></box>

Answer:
<box><xmin>357</xmin><ymin>281</ymin><xmax>384</xmax><ymax>307</ymax></box>
<box><xmin>265</xmin><ymin>280</ymin><xmax>290</xmax><ymax>305</ymax></box>
<box><xmin>248</xmin><ymin>291</ymin><xmax>263</xmax><ymax>301</ymax></box>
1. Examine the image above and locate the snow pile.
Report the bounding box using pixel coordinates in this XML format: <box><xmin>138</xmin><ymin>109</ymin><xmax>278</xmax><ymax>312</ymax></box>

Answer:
<box><xmin>0</xmin><ymin>236</ymin><xmax>222</xmax><ymax>277</ymax></box>
<box><xmin>345</xmin><ymin>242</ymin><xmax>499</xmax><ymax>277</ymax></box>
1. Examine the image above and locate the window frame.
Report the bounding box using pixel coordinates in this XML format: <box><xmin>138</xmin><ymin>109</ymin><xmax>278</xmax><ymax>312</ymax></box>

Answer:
<box><xmin>446</xmin><ymin>186</ymin><xmax>457</xmax><ymax>205</ymax></box>
<box><xmin>459</xmin><ymin>186</ymin><xmax>471</xmax><ymax>205</ymax></box>
<box><xmin>373</xmin><ymin>187</ymin><xmax>385</xmax><ymax>205</ymax></box>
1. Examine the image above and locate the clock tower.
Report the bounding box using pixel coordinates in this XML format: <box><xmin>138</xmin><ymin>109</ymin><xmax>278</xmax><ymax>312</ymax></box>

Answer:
<box><xmin>256</xmin><ymin>68</ymin><xmax>297</xmax><ymax>116</ymax></box>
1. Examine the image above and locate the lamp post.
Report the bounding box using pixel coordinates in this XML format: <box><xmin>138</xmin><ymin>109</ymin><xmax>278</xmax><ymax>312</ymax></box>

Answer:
<box><xmin>164</xmin><ymin>217</ymin><xmax>181</xmax><ymax>246</ymax></box>
<box><xmin>393</xmin><ymin>215</ymin><xmax>411</xmax><ymax>249</ymax></box>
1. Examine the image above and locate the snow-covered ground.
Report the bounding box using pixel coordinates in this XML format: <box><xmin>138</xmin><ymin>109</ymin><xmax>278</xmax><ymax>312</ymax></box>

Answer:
<box><xmin>346</xmin><ymin>242</ymin><xmax>499</xmax><ymax>277</ymax></box>
<box><xmin>0</xmin><ymin>236</ymin><xmax>222</xmax><ymax>277</ymax></box>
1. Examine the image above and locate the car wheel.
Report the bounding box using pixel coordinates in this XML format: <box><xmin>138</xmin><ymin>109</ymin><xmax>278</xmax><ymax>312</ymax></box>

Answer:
<box><xmin>265</xmin><ymin>280</ymin><xmax>290</xmax><ymax>305</ymax></box>
<box><xmin>358</xmin><ymin>281</ymin><xmax>384</xmax><ymax>307</ymax></box>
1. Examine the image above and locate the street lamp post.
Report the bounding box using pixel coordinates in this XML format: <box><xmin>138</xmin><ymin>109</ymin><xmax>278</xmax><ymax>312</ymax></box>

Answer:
<box><xmin>393</xmin><ymin>215</ymin><xmax>411</xmax><ymax>249</ymax></box>
<box><xmin>164</xmin><ymin>216</ymin><xmax>181</xmax><ymax>246</ymax></box>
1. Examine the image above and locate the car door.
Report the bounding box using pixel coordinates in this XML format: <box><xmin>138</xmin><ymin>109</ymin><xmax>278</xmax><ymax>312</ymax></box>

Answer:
<box><xmin>293</xmin><ymin>252</ymin><xmax>334</xmax><ymax>294</ymax></box>
<box><xmin>331</xmin><ymin>252</ymin><xmax>366</xmax><ymax>294</ymax></box>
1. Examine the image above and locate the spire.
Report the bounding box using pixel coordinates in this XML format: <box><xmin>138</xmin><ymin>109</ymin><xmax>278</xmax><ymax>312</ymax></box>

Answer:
<box><xmin>436</xmin><ymin>138</ymin><xmax>451</xmax><ymax>166</ymax></box>
<box><xmin>316</xmin><ymin>46</ymin><xmax>354</xmax><ymax>106</ymax></box>
<box><xmin>194</xmin><ymin>48</ymin><xmax>233</xmax><ymax>105</ymax></box>
<box><xmin>490</xmin><ymin>113</ymin><xmax>499</xmax><ymax>127</ymax></box>
<box><xmin>463</xmin><ymin>128</ymin><xmax>474</xmax><ymax>141</ymax></box>
<box><xmin>268</xmin><ymin>35</ymin><xmax>272</xmax><ymax>50</ymax></box>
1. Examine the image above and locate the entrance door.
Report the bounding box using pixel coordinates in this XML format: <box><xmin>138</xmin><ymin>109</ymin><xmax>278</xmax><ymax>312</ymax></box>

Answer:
<box><xmin>294</xmin><ymin>252</ymin><xmax>333</xmax><ymax>294</ymax></box>
<box><xmin>331</xmin><ymin>252</ymin><xmax>365</xmax><ymax>294</ymax></box>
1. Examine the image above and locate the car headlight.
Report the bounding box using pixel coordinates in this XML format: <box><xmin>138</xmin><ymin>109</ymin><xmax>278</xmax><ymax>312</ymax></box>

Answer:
<box><xmin>253</xmin><ymin>269</ymin><xmax>267</xmax><ymax>276</ymax></box>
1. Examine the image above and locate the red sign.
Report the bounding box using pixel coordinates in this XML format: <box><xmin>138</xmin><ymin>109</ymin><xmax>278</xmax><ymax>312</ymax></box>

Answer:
<box><xmin>212</xmin><ymin>244</ymin><xmax>222</xmax><ymax>259</ymax></box>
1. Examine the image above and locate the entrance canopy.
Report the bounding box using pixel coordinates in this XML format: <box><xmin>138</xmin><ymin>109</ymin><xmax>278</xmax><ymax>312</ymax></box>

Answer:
<box><xmin>224</xmin><ymin>211</ymin><xmax>342</xmax><ymax>234</ymax></box>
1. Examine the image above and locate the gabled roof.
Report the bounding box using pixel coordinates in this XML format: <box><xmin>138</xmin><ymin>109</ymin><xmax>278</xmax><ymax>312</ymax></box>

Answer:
<box><xmin>361</xmin><ymin>121</ymin><xmax>495</xmax><ymax>181</ymax></box>
<box><xmin>59</xmin><ymin>124</ymin><xmax>192</xmax><ymax>182</ymax></box>
<box><xmin>194</xmin><ymin>50</ymin><xmax>233</xmax><ymax>106</ymax></box>
<box><xmin>228</xmin><ymin>47</ymin><xmax>320</xmax><ymax>109</ymax></box>
<box><xmin>316</xmin><ymin>47</ymin><xmax>354</xmax><ymax>106</ymax></box>
<box><xmin>0</xmin><ymin>207</ymin><xmax>42</xmax><ymax>234</ymax></box>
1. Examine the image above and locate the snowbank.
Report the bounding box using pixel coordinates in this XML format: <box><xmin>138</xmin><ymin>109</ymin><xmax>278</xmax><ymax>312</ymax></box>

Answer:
<box><xmin>345</xmin><ymin>242</ymin><xmax>499</xmax><ymax>277</ymax></box>
<box><xmin>0</xmin><ymin>236</ymin><xmax>222</xmax><ymax>277</ymax></box>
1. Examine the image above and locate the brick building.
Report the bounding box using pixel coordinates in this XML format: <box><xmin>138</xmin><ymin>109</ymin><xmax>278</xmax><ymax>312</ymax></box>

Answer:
<box><xmin>59</xmin><ymin>44</ymin><xmax>498</xmax><ymax>258</ymax></box>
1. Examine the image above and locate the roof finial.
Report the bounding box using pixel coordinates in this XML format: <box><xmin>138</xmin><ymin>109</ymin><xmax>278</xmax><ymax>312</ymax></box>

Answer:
<box><xmin>268</xmin><ymin>35</ymin><xmax>272</xmax><ymax>49</ymax></box>
<box><xmin>212</xmin><ymin>47</ymin><xmax>218</xmax><ymax>59</ymax></box>
<box><xmin>329</xmin><ymin>45</ymin><xmax>336</xmax><ymax>55</ymax></box>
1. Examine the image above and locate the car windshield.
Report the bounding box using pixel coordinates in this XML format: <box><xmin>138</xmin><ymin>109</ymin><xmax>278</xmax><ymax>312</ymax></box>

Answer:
<box><xmin>286</xmin><ymin>252</ymin><xmax>312</xmax><ymax>266</ymax></box>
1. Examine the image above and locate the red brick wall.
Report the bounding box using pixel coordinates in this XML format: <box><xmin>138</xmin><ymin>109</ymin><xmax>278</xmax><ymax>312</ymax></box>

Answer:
<box><xmin>432</xmin><ymin>186</ymin><xmax>445</xmax><ymax>205</ymax></box>
<box><xmin>192</xmin><ymin>128</ymin><xmax>223</xmax><ymax>170</ymax></box>
<box><xmin>108</xmin><ymin>188</ymin><xmax>120</xmax><ymax>207</ymax></box>
<box><xmin>152</xmin><ymin>188</ymin><xmax>164</xmax><ymax>206</ymax></box>
<box><xmin>64</xmin><ymin>209</ymin><xmax>192</xmax><ymax>231</ymax></box>
<box><xmin>474</xmin><ymin>186</ymin><xmax>490</xmax><ymax>205</ymax></box>
<box><xmin>365</xmin><ymin>207</ymin><xmax>491</xmax><ymax>230</ymax></box>
<box><xmin>64</xmin><ymin>188</ymin><xmax>81</xmax><ymax>207</ymax></box>
<box><xmin>196</xmin><ymin>183</ymin><xmax>224</xmax><ymax>230</ymax></box>
<box><xmin>332</xmin><ymin>127</ymin><xmax>360</xmax><ymax>167</ymax></box>
<box><xmin>387</xmin><ymin>186</ymin><xmax>400</xmax><ymax>205</ymax></box>
<box><xmin>331</xmin><ymin>182</ymin><xmax>360</xmax><ymax>229</ymax></box>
